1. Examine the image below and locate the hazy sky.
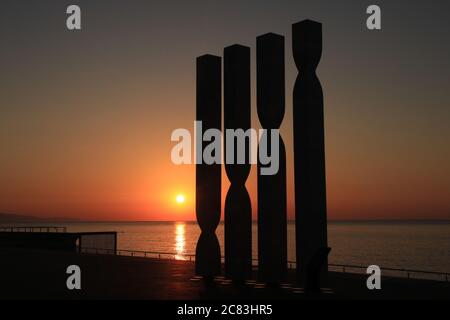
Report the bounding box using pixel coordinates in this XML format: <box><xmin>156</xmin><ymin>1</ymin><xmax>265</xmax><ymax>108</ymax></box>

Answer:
<box><xmin>1</xmin><ymin>0</ymin><xmax>449</xmax><ymax>220</ymax></box>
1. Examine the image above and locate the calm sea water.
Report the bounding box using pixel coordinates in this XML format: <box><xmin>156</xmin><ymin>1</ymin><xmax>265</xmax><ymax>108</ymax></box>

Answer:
<box><xmin>4</xmin><ymin>221</ymin><xmax>450</xmax><ymax>273</ymax></box>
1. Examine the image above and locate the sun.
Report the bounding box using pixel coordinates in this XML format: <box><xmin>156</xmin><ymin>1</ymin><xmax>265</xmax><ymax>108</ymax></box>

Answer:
<box><xmin>176</xmin><ymin>194</ymin><xmax>185</xmax><ymax>204</ymax></box>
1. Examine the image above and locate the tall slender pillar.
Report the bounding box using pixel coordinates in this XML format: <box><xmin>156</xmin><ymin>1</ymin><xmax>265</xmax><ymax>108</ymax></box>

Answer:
<box><xmin>224</xmin><ymin>44</ymin><xmax>252</xmax><ymax>281</ymax></box>
<box><xmin>195</xmin><ymin>54</ymin><xmax>222</xmax><ymax>277</ymax></box>
<box><xmin>292</xmin><ymin>20</ymin><xmax>328</xmax><ymax>287</ymax></box>
<box><xmin>256</xmin><ymin>33</ymin><xmax>287</xmax><ymax>284</ymax></box>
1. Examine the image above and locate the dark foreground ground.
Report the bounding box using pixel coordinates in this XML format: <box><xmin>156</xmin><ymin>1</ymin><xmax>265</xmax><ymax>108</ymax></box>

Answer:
<box><xmin>0</xmin><ymin>248</ymin><xmax>449</xmax><ymax>300</ymax></box>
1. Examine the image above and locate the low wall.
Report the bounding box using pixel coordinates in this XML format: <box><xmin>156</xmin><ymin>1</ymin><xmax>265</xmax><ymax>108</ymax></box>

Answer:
<box><xmin>0</xmin><ymin>232</ymin><xmax>79</xmax><ymax>252</ymax></box>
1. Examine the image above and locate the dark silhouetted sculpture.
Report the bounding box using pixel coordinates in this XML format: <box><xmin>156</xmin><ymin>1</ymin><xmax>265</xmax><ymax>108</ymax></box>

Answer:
<box><xmin>224</xmin><ymin>44</ymin><xmax>252</xmax><ymax>281</ymax></box>
<box><xmin>292</xmin><ymin>20</ymin><xmax>328</xmax><ymax>286</ymax></box>
<box><xmin>195</xmin><ymin>54</ymin><xmax>222</xmax><ymax>277</ymax></box>
<box><xmin>256</xmin><ymin>33</ymin><xmax>287</xmax><ymax>284</ymax></box>
<box><xmin>194</xmin><ymin>19</ymin><xmax>330</xmax><ymax>289</ymax></box>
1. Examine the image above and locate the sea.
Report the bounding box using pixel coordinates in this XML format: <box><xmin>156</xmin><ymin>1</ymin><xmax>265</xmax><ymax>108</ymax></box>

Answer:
<box><xmin>2</xmin><ymin>221</ymin><xmax>450</xmax><ymax>274</ymax></box>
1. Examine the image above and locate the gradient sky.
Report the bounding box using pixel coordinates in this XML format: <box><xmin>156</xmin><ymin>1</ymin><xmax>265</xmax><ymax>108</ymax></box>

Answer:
<box><xmin>1</xmin><ymin>0</ymin><xmax>449</xmax><ymax>221</ymax></box>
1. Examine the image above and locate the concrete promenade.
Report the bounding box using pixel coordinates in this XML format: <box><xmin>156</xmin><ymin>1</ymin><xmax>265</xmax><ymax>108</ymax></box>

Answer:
<box><xmin>0</xmin><ymin>248</ymin><xmax>449</xmax><ymax>300</ymax></box>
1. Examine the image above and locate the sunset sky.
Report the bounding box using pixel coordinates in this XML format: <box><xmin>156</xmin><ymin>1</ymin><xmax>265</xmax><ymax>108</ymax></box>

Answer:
<box><xmin>1</xmin><ymin>0</ymin><xmax>449</xmax><ymax>221</ymax></box>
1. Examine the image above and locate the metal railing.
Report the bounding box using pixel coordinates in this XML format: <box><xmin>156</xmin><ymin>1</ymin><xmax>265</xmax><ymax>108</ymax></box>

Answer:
<box><xmin>327</xmin><ymin>263</ymin><xmax>450</xmax><ymax>282</ymax></box>
<box><xmin>0</xmin><ymin>226</ymin><xmax>67</xmax><ymax>233</ymax></box>
<box><xmin>79</xmin><ymin>247</ymin><xmax>450</xmax><ymax>282</ymax></box>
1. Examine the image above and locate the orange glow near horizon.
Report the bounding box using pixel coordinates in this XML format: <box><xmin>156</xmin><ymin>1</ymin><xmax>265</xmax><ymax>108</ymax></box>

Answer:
<box><xmin>1</xmin><ymin>2</ymin><xmax>450</xmax><ymax>222</ymax></box>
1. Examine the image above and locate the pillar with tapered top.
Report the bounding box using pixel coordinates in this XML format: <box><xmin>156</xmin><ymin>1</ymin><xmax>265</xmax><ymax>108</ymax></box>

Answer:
<box><xmin>195</xmin><ymin>54</ymin><xmax>222</xmax><ymax>277</ymax></box>
<box><xmin>256</xmin><ymin>33</ymin><xmax>287</xmax><ymax>284</ymax></box>
<box><xmin>292</xmin><ymin>20</ymin><xmax>329</xmax><ymax>287</ymax></box>
<box><xmin>224</xmin><ymin>44</ymin><xmax>252</xmax><ymax>281</ymax></box>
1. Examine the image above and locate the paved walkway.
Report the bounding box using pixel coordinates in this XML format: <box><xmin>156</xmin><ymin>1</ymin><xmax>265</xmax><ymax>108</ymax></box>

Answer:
<box><xmin>0</xmin><ymin>248</ymin><xmax>449</xmax><ymax>299</ymax></box>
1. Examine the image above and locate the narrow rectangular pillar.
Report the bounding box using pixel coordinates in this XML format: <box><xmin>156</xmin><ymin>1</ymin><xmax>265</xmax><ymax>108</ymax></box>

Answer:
<box><xmin>195</xmin><ymin>54</ymin><xmax>222</xmax><ymax>277</ymax></box>
<box><xmin>256</xmin><ymin>33</ymin><xmax>287</xmax><ymax>284</ymax></box>
<box><xmin>224</xmin><ymin>44</ymin><xmax>252</xmax><ymax>281</ymax></box>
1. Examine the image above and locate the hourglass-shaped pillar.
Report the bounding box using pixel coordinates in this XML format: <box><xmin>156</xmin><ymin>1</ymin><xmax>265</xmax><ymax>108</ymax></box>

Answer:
<box><xmin>195</xmin><ymin>54</ymin><xmax>222</xmax><ymax>277</ymax></box>
<box><xmin>224</xmin><ymin>45</ymin><xmax>252</xmax><ymax>281</ymax></box>
<box><xmin>256</xmin><ymin>33</ymin><xmax>287</xmax><ymax>284</ymax></box>
<box><xmin>292</xmin><ymin>20</ymin><xmax>329</xmax><ymax>286</ymax></box>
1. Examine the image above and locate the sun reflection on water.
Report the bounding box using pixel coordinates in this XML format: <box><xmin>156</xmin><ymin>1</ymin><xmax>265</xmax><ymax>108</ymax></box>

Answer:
<box><xmin>174</xmin><ymin>223</ymin><xmax>186</xmax><ymax>260</ymax></box>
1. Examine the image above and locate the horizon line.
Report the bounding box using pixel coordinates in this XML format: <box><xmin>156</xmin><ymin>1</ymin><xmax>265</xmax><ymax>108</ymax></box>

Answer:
<box><xmin>3</xmin><ymin>219</ymin><xmax>449</xmax><ymax>223</ymax></box>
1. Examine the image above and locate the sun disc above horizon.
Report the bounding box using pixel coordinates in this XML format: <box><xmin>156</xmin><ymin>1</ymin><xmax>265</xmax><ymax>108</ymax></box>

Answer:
<box><xmin>176</xmin><ymin>194</ymin><xmax>185</xmax><ymax>204</ymax></box>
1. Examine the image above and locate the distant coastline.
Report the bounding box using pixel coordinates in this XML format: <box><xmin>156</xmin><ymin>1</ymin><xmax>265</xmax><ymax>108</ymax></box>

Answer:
<box><xmin>1</xmin><ymin>213</ymin><xmax>449</xmax><ymax>224</ymax></box>
<box><xmin>0</xmin><ymin>213</ymin><xmax>80</xmax><ymax>223</ymax></box>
